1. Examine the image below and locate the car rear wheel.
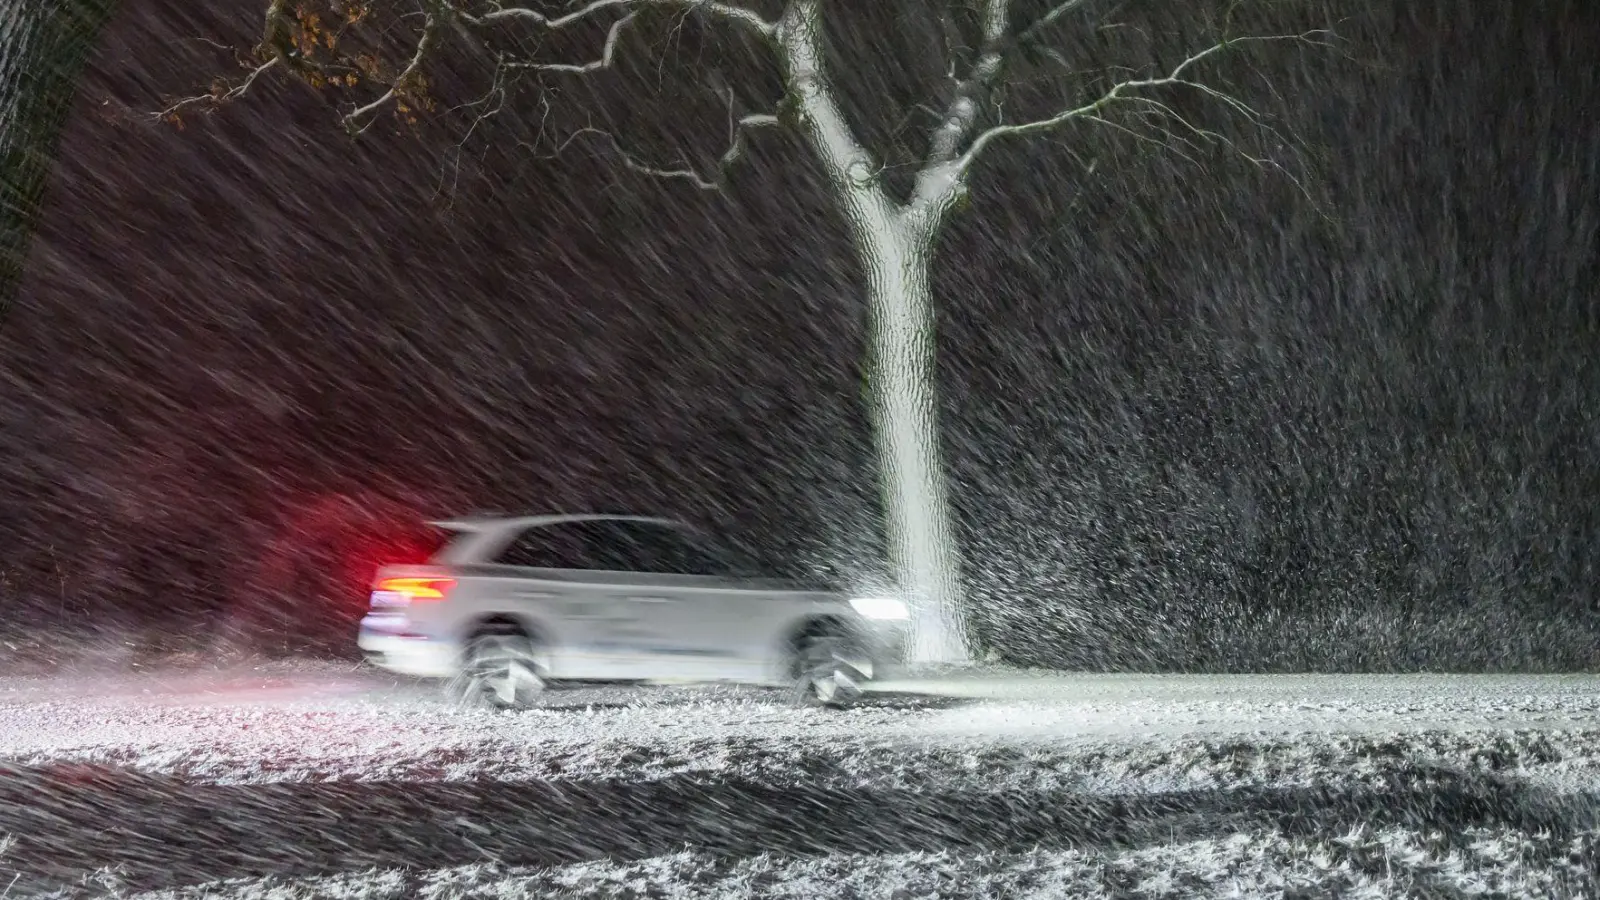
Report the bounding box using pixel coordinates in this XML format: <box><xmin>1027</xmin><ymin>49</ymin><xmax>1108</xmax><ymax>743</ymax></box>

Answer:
<box><xmin>449</xmin><ymin>632</ymin><xmax>547</xmax><ymax>710</ymax></box>
<box><xmin>789</xmin><ymin>630</ymin><xmax>867</xmax><ymax>708</ymax></box>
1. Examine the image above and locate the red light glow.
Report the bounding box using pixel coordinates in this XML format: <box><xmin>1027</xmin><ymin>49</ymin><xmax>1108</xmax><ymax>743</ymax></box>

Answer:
<box><xmin>373</xmin><ymin>576</ymin><xmax>456</xmax><ymax>601</ymax></box>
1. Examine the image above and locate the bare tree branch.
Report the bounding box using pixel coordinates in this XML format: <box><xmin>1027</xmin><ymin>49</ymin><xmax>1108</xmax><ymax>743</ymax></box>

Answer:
<box><xmin>342</xmin><ymin>12</ymin><xmax>443</xmax><ymax>134</ymax></box>
<box><xmin>501</xmin><ymin>11</ymin><xmax>642</xmax><ymax>74</ymax></box>
<box><xmin>435</xmin><ymin>59</ymin><xmax>516</xmax><ymax>203</ymax></box>
<box><xmin>301</xmin><ymin>0</ymin><xmax>775</xmax><ymax>135</ymax></box>
<box><xmin>952</xmin><ymin>30</ymin><xmax>1333</xmax><ymax>179</ymax></box>
<box><xmin>154</xmin><ymin>58</ymin><xmax>280</xmax><ymax>121</ymax></box>
<box><xmin>1082</xmin><ymin>111</ymin><xmax>1206</xmax><ymax>169</ymax></box>
<box><xmin>935</xmin><ymin>4</ymin><xmax>974</xmax><ymax>82</ymax></box>
<box><xmin>1115</xmin><ymin>95</ymin><xmax>1320</xmax><ymax>204</ymax></box>
<box><xmin>710</xmin><ymin>114</ymin><xmax>782</xmax><ymax>181</ymax></box>
<box><xmin>537</xmin><ymin>95</ymin><xmax>780</xmax><ymax>191</ymax></box>
<box><xmin>1011</xmin><ymin>0</ymin><xmax>1099</xmax><ymax>50</ymax></box>
<box><xmin>915</xmin><ymin>0</ymin><xmax>1100</xmax><ymax>161</ymax></box>
<box><xmin>923</xmin><ymin>0</ymin><xmax>1010</xmax><ymax>169</ymax></box>
<box><xmin>317</xmin><ymin>0</ymin><xmax>782</xmax><ymax>181</ymax></box>
<box><xmin>458</xmin><ymin>0</ymin><xmax>776</xmax><ymax>40</ymax></box>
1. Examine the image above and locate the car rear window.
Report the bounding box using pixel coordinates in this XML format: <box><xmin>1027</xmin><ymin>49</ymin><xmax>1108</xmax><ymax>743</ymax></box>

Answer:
<box><xmin>398</xmin><ymin>524</ymin><xmax>458</xmax><ymax>564</ymax></box>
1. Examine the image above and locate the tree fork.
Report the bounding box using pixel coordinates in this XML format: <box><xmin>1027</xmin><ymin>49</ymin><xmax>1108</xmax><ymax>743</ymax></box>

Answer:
<box><xmin>781</xmin><ymin>0</ymin><xmax>969</xmax><ymax>663</ymax></box>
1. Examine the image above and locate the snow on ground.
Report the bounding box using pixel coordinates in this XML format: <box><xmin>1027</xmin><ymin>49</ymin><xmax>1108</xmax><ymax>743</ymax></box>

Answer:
<box><xmin>112</xmin><ymin>827</ymin><xmax>1600</xmax><ymax>900</ymax></box>
<box><xmin>4</xmin><ymin>662</ymin><xmax>1600</xmax><ymax>897</ymax></box>
<box><xmin>4</xmin><ymin>664</ymin><xmax>1600</xmax><ymax>790</ymax></box>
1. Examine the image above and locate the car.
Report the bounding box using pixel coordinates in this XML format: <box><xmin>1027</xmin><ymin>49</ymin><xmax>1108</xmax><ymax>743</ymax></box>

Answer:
<box><xmin>357</xmin><ymin>513</ymin><xmax>911</xmax><ymax>708</ymax></box>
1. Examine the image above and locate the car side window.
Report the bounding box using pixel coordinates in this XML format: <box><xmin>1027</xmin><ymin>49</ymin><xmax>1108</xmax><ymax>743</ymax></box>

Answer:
<box><xmin>494</xmin><ymin>520</ymin><xmax>732</xmax><ymax>574</ymax></box>
<box><xmin>495</xmin><ymin>521</ymin><xmax>655</xmax><ymax>571</ymax></box>
<box><xmin>495</xmin><ymin>523</ymin><xmax>597</xmax><ymax>570</ymax></box>
<box><xmin>609</xmin><ymin>522</ymin><xmax>727</xmax><ymax>576</ymax></box>
<box><xmin>573</xmin><ymin>521</ymin><xmax>639</xmax><ymax>571</ymax></box>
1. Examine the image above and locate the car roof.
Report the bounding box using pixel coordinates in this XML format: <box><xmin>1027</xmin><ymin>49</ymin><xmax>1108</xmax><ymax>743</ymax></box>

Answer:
<box><xmin>423</xmin><ymin>513</ymin><xmax>703</xmax><ymax>565</ymax></box>
<box><xmin>428</xmin><ymin>512</ymin><xmax>690</xmax><ymax>533</ymax></box>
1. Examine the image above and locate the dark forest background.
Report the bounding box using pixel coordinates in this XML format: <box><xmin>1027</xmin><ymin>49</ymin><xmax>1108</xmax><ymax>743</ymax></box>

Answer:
<box><xmin>2</xmin><ymin>0</ymin><xmax>1598</xmax><ymax>671</ymax></box>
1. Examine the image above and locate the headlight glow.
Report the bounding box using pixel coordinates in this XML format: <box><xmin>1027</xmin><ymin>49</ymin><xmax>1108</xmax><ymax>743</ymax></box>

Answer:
<box><xmin>849</xmin><ymin>596</ymin><xmax>910</xmax><ymax>620</ymax></box>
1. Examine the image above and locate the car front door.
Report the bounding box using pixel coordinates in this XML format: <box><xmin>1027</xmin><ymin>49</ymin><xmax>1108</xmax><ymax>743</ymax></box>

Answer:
<box><xmin>595</xmin><ymin>521</ymin><xmax>767</xmax><ymax>681</ymax></box>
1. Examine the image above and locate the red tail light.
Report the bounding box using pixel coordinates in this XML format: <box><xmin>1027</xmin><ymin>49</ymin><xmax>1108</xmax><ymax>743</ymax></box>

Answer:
<box><xmin>372</xmin><ymin>576</ymin><xmax>456</xmax><ymax>603</ymax></box>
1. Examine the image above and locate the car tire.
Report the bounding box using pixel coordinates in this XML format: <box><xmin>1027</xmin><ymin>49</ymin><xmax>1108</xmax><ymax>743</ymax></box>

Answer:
<box><xmin>789</xmin><ymin>629</ymin><xmax>867</xmax><ymax>709</ymax></box>
<box><xmin>449</xmin><ymin>632</ymin><xmax>548</xmax><ymax>711</ymax></box>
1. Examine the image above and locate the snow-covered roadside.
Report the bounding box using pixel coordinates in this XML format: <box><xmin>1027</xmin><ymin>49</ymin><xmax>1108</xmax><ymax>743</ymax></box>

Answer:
<box><xmin>8</xmin><ymin>666</ymin><xmax>1600</xmax><ymax>897</ymax></box>
<box><xmin>9</xmin><ymin>740</ymin><xmax>1600</xmax><ymax>899</ymax></box>
<box><xmin>9</xmin><ymin>714</ymin><xmax>1600</xmax><ymax>799</ymax></box>
<box><xmin>6</xmin><ymin>667</ymin><xmax>1600</xmax><ymax>792</ymax></box>
<box><xmin>94</xmin><ymin>826</ymin><xmax>1600</xmax><ymax>899</ymax></box>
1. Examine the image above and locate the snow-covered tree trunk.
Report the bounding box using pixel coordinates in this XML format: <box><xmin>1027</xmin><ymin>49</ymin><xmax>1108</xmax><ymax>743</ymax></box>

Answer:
<box><xmin>857</xmin><ymin>220</ymin><xmax>967</xmax><ymax>662</ymax></box>
<box><xmin>781</xmin><ymin>0</ymin><xmax>968</xmax><ymax>663</ymax></box>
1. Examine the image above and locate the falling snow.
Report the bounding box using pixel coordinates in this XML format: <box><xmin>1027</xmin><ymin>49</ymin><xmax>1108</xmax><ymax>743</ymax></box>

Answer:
<box><xmin>5</xmin><ymin>0</ymin><xmax>1599</xmax><ymax>669</ymax></box>
<box><xmin>4</xmin><ymin>0</ymin><xmax>1600</xmax><ymax>896</ymax></box>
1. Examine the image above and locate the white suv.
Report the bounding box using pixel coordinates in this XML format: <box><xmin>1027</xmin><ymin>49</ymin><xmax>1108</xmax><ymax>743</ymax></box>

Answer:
<box><xmin>357</xmin><ymin>514</ymin><xmax>910</xmax><ymax>708</ymax></box>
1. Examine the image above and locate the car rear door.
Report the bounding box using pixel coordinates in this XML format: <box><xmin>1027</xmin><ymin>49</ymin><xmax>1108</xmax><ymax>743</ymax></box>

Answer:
<box><xmin>484</xmin><ymin>521</ymin><xmax>654</xmax><ymax>679</ymax></box>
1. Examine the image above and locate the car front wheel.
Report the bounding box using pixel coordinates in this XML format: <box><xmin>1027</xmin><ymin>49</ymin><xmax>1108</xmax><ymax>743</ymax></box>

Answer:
<box><xmin>790</xmin><ymin>630</ymin><xmax>867</xmax><ymax>708</ymax></box>
<box><xmin>449</xmin><ymin>632</ymin><xmax>547</xmax><ymax>710</ymax></box>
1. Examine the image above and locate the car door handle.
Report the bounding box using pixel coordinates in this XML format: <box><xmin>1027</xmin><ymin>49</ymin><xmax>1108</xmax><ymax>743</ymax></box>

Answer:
<box><xmin>514</xmin><ymin>590</ymin><xmax>556</xmax><ymax>600</ymax></box>
<box><xmin>628</xmin><ymin>596</ymin><xmax>675</xmax><ymax>603</ymax></box>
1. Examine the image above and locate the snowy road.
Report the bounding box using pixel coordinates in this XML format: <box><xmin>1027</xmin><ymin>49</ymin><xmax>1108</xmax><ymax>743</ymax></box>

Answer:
<box><xmin>6</xmin><ymin>664</ymin><xmax>1600</xmax><ymax>772</ymax></box>
<box><xmin>3</xmin><ymin>663</ymin><xmax>1600</xmax><ymax>897</ymax></box>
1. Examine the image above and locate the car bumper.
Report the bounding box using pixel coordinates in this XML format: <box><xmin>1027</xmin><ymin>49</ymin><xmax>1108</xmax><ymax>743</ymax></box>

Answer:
<box><xmin>357</xmin><ymin>615</ymin><xmax>460</xmax><ymax>678</ymax></box>
<box><xmin>857</xmin><ymin>621</ymin><xmax>911</xmax><ymax>680</ymax></box>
